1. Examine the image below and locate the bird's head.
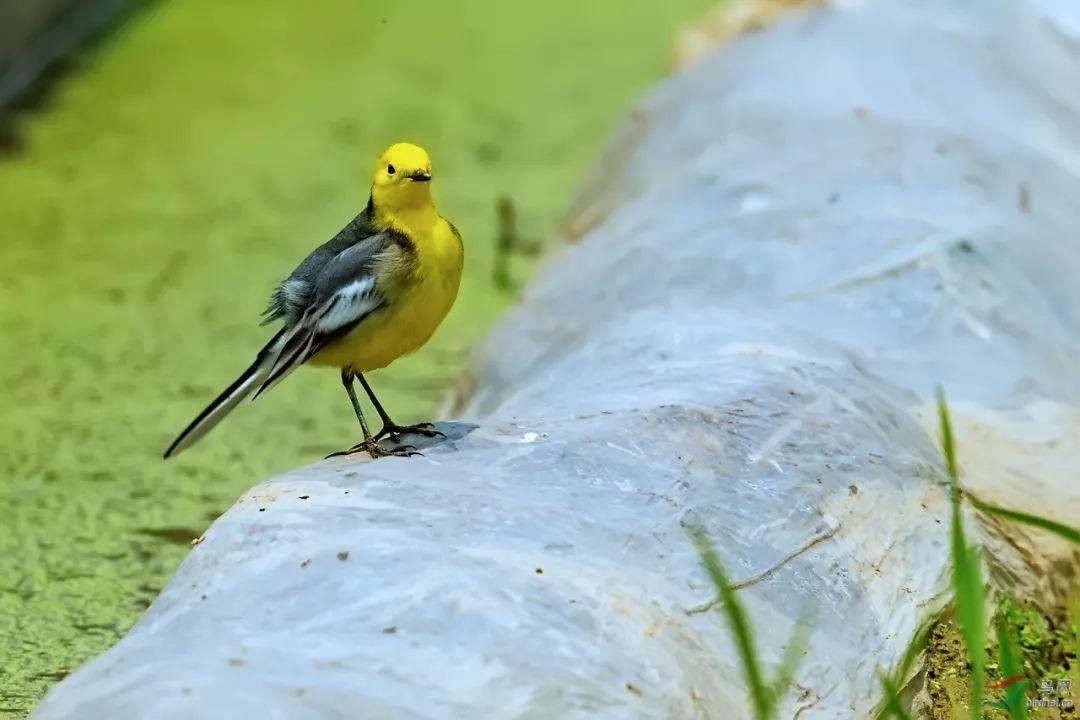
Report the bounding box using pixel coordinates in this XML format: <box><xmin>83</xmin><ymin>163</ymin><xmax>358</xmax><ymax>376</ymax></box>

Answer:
<box><xmin>371</xmin><ymin>142</ymin><xmax>434</xmax><ymax>216</ymax></box>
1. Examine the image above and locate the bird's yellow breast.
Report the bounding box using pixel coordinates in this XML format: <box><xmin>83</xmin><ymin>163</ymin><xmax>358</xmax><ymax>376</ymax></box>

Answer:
<box><xmin>310</xmin><ymin>216</ymin><xmax>463</xmax><ymax>373</ymax></box>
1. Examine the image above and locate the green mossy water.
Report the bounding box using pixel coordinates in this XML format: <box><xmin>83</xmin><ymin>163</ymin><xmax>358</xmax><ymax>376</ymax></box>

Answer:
<box><xmin>0</xmin><ymin>0</ymin><xmax>712</xmax><ymax>712</ymax></box>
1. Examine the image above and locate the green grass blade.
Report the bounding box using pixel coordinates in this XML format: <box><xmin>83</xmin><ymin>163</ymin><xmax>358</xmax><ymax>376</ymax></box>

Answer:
<box><xmin>875</xmin><ymin>621</ymin><xmax>934</xmax><ymax>719</ymax></box>
<box><xmin>937</xmin><ymin>388</ymin><xmax>985</xmax><ymax>720</ymax></box>
<box><xmin>994</xmin><ymin>609</ymin><xmax>1029</xmax><ymax>720</ymax></box>
<box><xmin>770</xmin><ymin>610</ymin><xmax>812</xmax><ymax>708</ymax></box>
<box><xmin>878</xmin><ymin>672</ymin><xmax>913</xmax><ymax>720</ymax></box>
<box><xmin>896</xmin><ymin>620</ymin><xmax>935</xmax><ymax>685</ymax></box>
<box><xmin>691</xmin><ymin>528</ymin><xmax>773</xmax><ymax>720</ymax></box>
<box><xmin>1074</xmin><ymin>605</ymin><xmax>1079</xmax><ymax>690</ymax></box>
<box><xmin>957</xmin><ymin>542</ymin><xmax>986</xmax><ymax>720</ymax></box>
<box><xmin>938</xmin><ymin>387</ymin><xmax>959</xmax><ymax>482</ymax></box>
<box><xmin>967</xmin><ymin>498</ymin><xmax>1080</xmax><ymax>546</ymax></box>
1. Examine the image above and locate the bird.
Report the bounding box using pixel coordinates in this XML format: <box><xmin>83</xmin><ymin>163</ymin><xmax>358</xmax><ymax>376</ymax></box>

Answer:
<box><xmin>164</xmin><ymin>142</ymin><xmax>464</xmax><ymax>460</ymax></box>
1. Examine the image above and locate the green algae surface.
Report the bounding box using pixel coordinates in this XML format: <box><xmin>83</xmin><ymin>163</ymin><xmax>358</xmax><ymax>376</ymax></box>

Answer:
<box><xmin>0</xmin><ymin>0</ymin><xmax>713</xmax><ymax>713</ymax></box>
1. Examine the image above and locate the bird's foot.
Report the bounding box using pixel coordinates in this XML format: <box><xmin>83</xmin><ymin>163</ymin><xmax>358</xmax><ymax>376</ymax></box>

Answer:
<box><xmin>375</xmin><ymin>421</ymin><xmax>445</xmax><ymax>441</ymax></box>
<box><xmin>325</xmin><ymin>438</ymin><xmax>420</xmax><ymax>460</ymax></box>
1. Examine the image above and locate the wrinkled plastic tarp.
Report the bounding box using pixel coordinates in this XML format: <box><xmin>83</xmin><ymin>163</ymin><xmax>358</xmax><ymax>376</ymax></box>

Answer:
<box><xmin>33</xmin><ymin>0</ymin><xmax>1080</xmax><ymax>717</ymax></box>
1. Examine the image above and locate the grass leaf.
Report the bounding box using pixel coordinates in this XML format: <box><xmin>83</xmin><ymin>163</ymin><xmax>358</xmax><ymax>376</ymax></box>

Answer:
<box><xmin>967</xmin><ymin>498</ymin><xmax>1080</xmax><ymax>547</ymax></box>
<box><xmin>895</xmin><ymin>620</ymin><xmax>934</xmax><ymax>686</ymax></box>
<box><xmin>994</xmin><ymin>607</ymin><xmax>1029</xmax><ymax>720</ymax></box>
<box><xmin>691</xmin><ymin>527</ymin><xmax>773</xmax><ymax>720</ymax></box>
<box><xmin>771</xmin><ymin>610</ymin><xmax>812</xmax><ymax>708</ymax></box>
<box><xmin>1074</xmin><ymin>605</ymin><xmax>1079</xmax><ymax>691</ymax></box>
<box><xmin>878</xmin><ymin>672</ymin><xmax>913</xmax><ymax>720</ymax></box>
<box><xmin>937</xmin><ymin>387</ymin><xmax>985</xmax><ymax>720</ymax></box>
<box><xmin>938</xmin><ymin>387</ymin><xmax>959</xmax><ymax>483</ymax></box>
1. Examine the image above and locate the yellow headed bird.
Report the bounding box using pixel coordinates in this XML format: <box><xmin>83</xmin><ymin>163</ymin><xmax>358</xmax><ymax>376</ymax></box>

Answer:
<box><xmin>164</xmin><ymin>143</ymin><xmax>463</xmax><ymax>459</ymax></box>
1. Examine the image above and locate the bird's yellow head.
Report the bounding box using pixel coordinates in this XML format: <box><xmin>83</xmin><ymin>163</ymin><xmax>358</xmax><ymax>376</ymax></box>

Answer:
<box><xmin>370</xmin><ymin>143</ymin><xmax>434</xmax><ymax>218</ymax></box>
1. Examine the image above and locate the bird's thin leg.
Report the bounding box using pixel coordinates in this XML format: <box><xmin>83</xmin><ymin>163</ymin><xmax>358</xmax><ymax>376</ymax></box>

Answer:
<box><xmin>357</xmin><ymin>372</ymin><xmax>444</xmax><ymax>440</ymax></box>
<box><xmin>327</xmin><ymin>369</ymin><xmax>418</xmax><ymax>459</ymax></box>
<box><xmin>356</xmin><ymin>372</ymin><xmax>394</xmax><ymax>427</ymax></box>
<box><xmin>344</xmin><ymin>369</ymin><xmax>373</xmax><ymax>440</ymax></box>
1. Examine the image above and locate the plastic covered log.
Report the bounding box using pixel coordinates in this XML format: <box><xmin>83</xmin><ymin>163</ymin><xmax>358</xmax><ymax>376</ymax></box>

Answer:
<box><xmin>33</xmin><ymin>0</ymin><xmax>1080</xmax><ymax>717</ymax></box>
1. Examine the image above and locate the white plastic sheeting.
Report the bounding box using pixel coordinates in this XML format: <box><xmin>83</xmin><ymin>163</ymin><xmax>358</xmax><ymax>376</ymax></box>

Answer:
<box><xmin>33</xmin><ymin>0</ymin><xmax>1080</xmax><ymax>717</ymax></box>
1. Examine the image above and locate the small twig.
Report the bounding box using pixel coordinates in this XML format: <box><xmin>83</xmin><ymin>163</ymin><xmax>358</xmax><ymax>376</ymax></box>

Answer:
<box><xmin>493</xmin><ymin>196</ymin><xmax>516</xmax><ymax>291</ymax></box>
<box><xmin>493</xmin><ymin>195</ymin><xmax>542</xmax><ymax>291</ymax></box>
<box><xmin>687</xmin><ymin>524</ymin><xmax>839</xmax><ymax>615</ymax></box>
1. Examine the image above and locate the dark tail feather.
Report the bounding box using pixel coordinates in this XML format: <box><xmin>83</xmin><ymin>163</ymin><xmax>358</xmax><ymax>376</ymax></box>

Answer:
<box><xmin>253</xmin><ymin>331</ymin><xmax>314</xmax><ymax>400</ymax></box>
<box><xmin>163</xmin><ymin>330</ymin><xmax>284</xmax><ymax>459</ymax></box>
<box><xmin>252</xmin><ymin>295</ymin><xmax>343</xmax><ymax>400</ymax></box>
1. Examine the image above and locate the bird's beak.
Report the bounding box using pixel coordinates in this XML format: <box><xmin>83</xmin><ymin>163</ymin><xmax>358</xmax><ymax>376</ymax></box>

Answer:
<box><xmin>407</xmin><ymin>170</ymin><xmax>432</xmax><ymax>183</ymax></box>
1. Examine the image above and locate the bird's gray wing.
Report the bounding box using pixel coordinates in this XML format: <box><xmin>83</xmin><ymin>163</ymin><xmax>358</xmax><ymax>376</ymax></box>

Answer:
<box><xmin>260</xmin><ymin>210</ymin><xmax>381</xmax><ymax>326</ymax></box>
<box><xmin>253</xmin><ymin>232</ymin><xmax>398</xmax><ymax>396</ymax></box>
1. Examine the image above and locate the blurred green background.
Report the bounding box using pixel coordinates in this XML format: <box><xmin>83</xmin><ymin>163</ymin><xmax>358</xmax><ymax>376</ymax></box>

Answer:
<box><xmin>0</xmin><ymin>0</ymin><xmax>712</xmax><ymax>713</ymax></box>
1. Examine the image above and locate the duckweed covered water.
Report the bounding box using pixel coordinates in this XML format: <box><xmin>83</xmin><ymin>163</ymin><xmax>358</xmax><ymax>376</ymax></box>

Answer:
<box><xmin>0</xmin><ymin>0</ymin><xmax>712</xmax><ymax>712</ymax></box>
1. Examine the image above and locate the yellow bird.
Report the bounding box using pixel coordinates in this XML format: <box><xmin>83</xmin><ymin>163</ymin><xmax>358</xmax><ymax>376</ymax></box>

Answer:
<box><xmin>164</xmin><ymin>142</ymin><xmax>464</xmax><ymax>459</ymax></box>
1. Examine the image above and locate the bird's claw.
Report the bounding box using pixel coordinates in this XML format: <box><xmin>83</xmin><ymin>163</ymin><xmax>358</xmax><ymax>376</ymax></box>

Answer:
<box><xmin>375</xmin><ymin>421</ymin><xmax>445</xmax><ymax>441</ymax></box>
<box><xmin>325</xmin><ymin>439</ymin><xmax>421</xmax><ymax>460</ymax></box>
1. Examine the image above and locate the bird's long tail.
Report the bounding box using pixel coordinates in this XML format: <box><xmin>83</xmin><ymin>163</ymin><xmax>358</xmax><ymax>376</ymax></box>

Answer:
<box><xmin>163</xmin><ymin>329</ymin><xmax>286</xmax><ymax>459</ymax></box>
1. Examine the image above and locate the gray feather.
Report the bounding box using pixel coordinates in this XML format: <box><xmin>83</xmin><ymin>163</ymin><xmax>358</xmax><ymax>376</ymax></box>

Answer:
<box><xmin>259</xmin><ymin>210</ymin><xmax>392</xmax><ymax>327</ymax></box>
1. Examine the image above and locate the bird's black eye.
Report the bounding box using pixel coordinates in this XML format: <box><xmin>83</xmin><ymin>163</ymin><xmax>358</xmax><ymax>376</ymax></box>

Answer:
<box><xmin>386</xmin><ymin>164</ymin><xmax>396</xmax><ymax>175</ymax></box>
